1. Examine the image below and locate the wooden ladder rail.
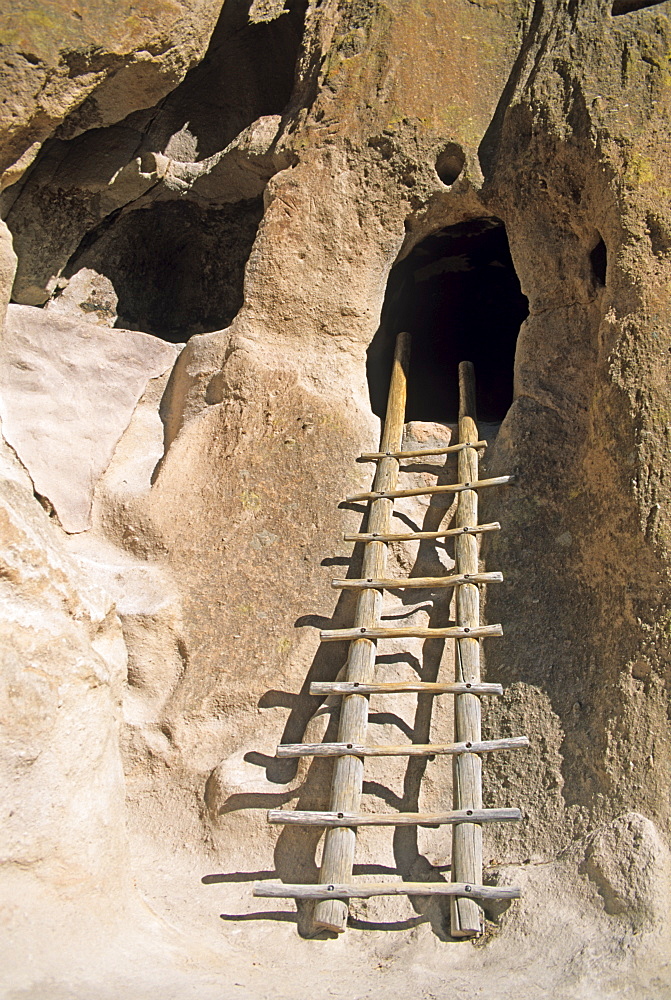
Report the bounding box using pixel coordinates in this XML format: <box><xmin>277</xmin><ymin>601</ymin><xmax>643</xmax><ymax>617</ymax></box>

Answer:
<box><xmin>312</xmin><ymin>330</ymin><xmax>411</xmax><ymax>933</ymax></box>
<box><xmin>451</xmin><ymin>360</ymin><xmax>485</xmax><ymax>937</ymax></box>
<box><xmin>252</xmin><ymin>352</ymin><xmax>528</xmax><ymax>930</ymax></box>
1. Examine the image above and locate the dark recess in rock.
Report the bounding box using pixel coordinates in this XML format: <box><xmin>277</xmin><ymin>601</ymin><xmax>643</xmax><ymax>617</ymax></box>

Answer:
<box><xmin>3</xmin><ymin>0</ymin><xmax>308</xmax><ymax>309</ymax></box>
<box><xmin>367</xmin><ymin>218</ymin><xmax>529</xmax><ymax>423</ymax></box>
<box><xmin>63</xmin><ymin>198</ymin><xmax>264</xmax><ymax>342</ymax></box>
<box><xmin>435</xmin><ymin>143</ymin><xmax>465</xmax><ymax>186</ymax></box>
<box><xmin>590</xmin><ymin>236</ymin><xmax>608</xmax><ymax>287</ymax></box>
<box><xmin>133</xmin><ymin>0</ymin><xmax>310</xmax><ymax>160</ymax></box>
<box><xmin>611</xmin><ymin>0</ymin><xmax>668</xmax><ymax>14</ymax></box>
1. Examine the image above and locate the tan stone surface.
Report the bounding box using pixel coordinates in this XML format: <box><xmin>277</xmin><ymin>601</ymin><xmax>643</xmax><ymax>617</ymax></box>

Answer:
<box><xmin>0</xmin><ymin>304</ymin><xmax>178</xmax><ymax>531</ymax></box>
<box><xmin>0</xmin><ymin>0</ymin><xmax>223</xmax><ymax>183</ymax></box>
<box><xmin>1</xmin><ymin>0</ymin><xmax>671</xmax><ymax>997</ymax></box>
<box><xmin>0</xmin><ymin>219</ymin><xmax>16</xmax><ymax>334</ymax></box>
<box><xmin>0</xmin><ymin>435</ymin><xmax>132</xmax><ymax>981</ymax></box>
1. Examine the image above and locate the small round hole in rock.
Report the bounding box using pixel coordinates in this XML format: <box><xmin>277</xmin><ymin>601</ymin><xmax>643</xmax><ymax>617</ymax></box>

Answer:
<box><xmin>435</xmin><ymin>144</ymin><xmax>465</xmax><ymax>186</ymax></box>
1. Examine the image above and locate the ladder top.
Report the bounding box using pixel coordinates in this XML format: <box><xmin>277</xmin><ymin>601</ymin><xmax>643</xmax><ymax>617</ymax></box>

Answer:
<box><xmin>359</xmin><ymin>440</ymin><xmax>487</xmax><ymax>461</ymax></box>
<box><xmin>275</xmin><ymin>736</ymin><xmax>530</xmax><ymax>758</ymax></box>
<box><xmin>309</xmin><ymin>680</ymin><xmax>503</xmax><ymax>696</ymax></box>
<box><xmin>254</xmin><ymin>881</ymin><xmax>522</xmax><ymax>901</ymax></box>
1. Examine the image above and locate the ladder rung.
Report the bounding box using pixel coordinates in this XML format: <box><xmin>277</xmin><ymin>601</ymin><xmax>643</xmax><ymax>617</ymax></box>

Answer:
<box><xmin>275</xmin><ymin>736</ymin><xmax>530</xmax><ymax>758</ymax></box>
<box><xmin>320</xmin><ymin>623</ymin><xmax>503</xmax><ymax>642</ymax></box>
<box><xmin>331</xmin><ymin>571</ymin><xmax>502</xmax><ymax>591</ymax></box>
<box><xmin>310</xmin><ymin>680</ymin><xmax>503</xmax><ymax>696</ymax></box>
<box><xmin>253</xmin><ymin>881</ymin><xmax>521</xmax><ymax>901</ymax></box>
<box><xmin>267</xmin><ymin>807</ymin><xmax>521</xmax><ymax>827</ymax></box>
<box><xmin>359</xmin><ymin>441</ymin><xmax>488</xmax><ymax>461</ymax></box>
<box><xmin>345</xmin><ymin>475</ymin><xmax>513</xmax><ymax>503</ymax></box>
<box><xmin>344</xmin><ymin>522</ymin><xmax>500</xmax><ymax>543</ymax></box>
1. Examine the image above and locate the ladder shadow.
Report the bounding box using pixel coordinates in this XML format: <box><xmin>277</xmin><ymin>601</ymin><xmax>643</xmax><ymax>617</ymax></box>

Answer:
<box><xmin>234</xmin><ymin>532</ymin><xmax>370</xmax><ymax>936</ymax></box>
<box><xmin>255</xmin><ymin>585</ymin><xmax>361</xmax><ymax>786</ymax></box>
<box><xmin>241</xmin><ymin>450</ymin><xmax>470</xmax><ymax>938</ymax></box>
<box><xmin>395</xmin><ymin>450</ymin><xmax>461</xmax><ymax>598</ymax></box>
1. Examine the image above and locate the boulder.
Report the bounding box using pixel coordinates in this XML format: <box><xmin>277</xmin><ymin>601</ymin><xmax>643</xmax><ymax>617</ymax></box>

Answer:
<box><xmin>0</xmin><ymin>304</ymin><xmax>178</xmax><ymax>531</ymax></box>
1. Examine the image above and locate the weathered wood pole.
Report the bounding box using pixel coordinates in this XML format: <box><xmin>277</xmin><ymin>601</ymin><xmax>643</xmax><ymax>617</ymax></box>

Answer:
<box><xmin>313</xmin><ymin>331</ymin><xmax>410</xmax><ymax>933</ymax></box>
<box><xmin>451</xmin><ymin>360</ymin><xmax>485</xmax><ymax>937</ymax></box>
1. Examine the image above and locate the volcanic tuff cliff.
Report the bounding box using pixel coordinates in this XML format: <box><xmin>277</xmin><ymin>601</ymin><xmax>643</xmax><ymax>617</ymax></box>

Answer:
<box><xmin>1</xmin><ymin>1</ymin><xmax>671</xmax><ymax>997</ymax></box>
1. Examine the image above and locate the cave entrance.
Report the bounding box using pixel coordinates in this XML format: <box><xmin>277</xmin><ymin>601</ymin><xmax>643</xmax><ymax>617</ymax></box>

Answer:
<box><xmin>141</xmin><ymin>0</ymin><xmax>310</xmax><ymax>159</ymax></box>
<box><xmin>367</xmin><ymin>218</ymin><xmax>529</xmax><ymax>425</ymax></box>
<box><xmin>61</xmin><ymin>198</ymin><xmax>263</xmax><ymax>342</ymax></box>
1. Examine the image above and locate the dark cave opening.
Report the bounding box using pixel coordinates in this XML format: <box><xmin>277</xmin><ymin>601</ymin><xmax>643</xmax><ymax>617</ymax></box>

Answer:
<box><xmin>140</xmin><ymin>0</ymin><xmax>309</xmax><ymax>159</ymax></box>
<box><xmin>3</xmin><ymin>0</ymin><xmax>309</xmax><ymax>315</ymax></box>
<box><xmin>63</xmin><ymin>198</ymin><xmax>263</xmax><ymax>342</ymax></box>
<box><xmin>611</xmin><ymin>0</ymin><xmax>668</xmax><ymax>14</ymax></box>
<box><xmin>43</xmin><ymin>0</ymin><xmax>309</xmax><ymax>342</ymax></box>
<box><xmin>590</xmin><ymin>236</ymin><xmax>608</xmax><ymax>287</ymax></box>
<box><xmin>367</xmin><ymin>218</ymin><xmax>529</xmax><ymax>424</ymax></box>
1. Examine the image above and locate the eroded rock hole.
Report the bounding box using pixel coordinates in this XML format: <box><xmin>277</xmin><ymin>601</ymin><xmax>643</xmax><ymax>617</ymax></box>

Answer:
<box><xmin>367</xmin><ymin>218</ymin><xmax>528</xmax><ymax>423</ymax></box>
<box><xmin>62</xmin><ymin>198</ymin><xmax>263</xmax><ymax>342</ymax></box>
<box><xmin>611</xmin><ymin>0</ymin><xmax>668</xmax><ymax>13</ymax></box>
<box><xmin>590</xmin><ymin>237</ymin><xmax>608</xmax><ymax>287</ymax></box>
<box><xmin>130</xmin><ymin>0</ymin><xmax>309</xmax><ymax>159</ymax></box>
<box><xmin>435</xmin><ymin>144</ymin><xmax>465</xmax><ymax>186</ymax></box>
<box><xmin>4</xmin><ymin>0</ymin><xmax>308</xmax><ymax>311</ymax></box>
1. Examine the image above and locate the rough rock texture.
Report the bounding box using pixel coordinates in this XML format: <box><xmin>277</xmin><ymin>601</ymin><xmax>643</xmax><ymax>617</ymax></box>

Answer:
<box><xmin>1</xmin><ymin>0</ymin><xmax>671</xmax><ymax>997</ymax></box>
<box><xmin>0</xmin><ymin>304</ymin><xmax>178</xmax><ymax>531</ymax></box>
<box><xmin>0</xmin><ymin>219</ymin><xmax>16</xmax><ymax>332</ymax></box>
<box><xmin>0</xmin><ymin>435</ymin><xmax>132</xmax><ymax>963</ymax></box>
<box><xmin>0</xmin><ymin>0</ymin><xmax>224</xmax><ymax>184</ymax></box>
<box><xmin>583</xmin><ymin>811</ymin><xmax>671</xmax><ymax>926</ymax></box>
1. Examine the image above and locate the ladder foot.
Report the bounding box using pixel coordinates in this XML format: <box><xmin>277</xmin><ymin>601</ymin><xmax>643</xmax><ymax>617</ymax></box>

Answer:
<box><xmin>313</xmin><ymin>898</ymin><xmax>348</xmax><ymax>933</ymax></box>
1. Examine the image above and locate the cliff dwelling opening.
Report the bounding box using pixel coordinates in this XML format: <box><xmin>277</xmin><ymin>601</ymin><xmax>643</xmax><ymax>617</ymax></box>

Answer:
<box><xmin>2</xmin><ymin>0</ymin><xmax>308</xmax><ymax>314</ymax></box>
<box><xmin>141</xmin><ymin>0</ymin><xmax>309</xmax><ymax>159</ymax></box>
<box><xmin>590</xmin><ymin>236</ymin><xmax>608</xmax><ymax>287</ymax></box>
<box><xmin>367</xmin><ymin>218</ymin><xmax>529</xmax><ymax>425</ymax></box>
<box><xmin>61</xmin><ymin>198</ymin><xmax>263</xmax><ymax>342</ymax></box>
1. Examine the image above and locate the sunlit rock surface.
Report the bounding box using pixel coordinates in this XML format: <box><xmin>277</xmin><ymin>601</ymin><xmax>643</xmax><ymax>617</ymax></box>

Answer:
<box><xmin>1</xmin><ymin>1</ymin><xmax>671</xmax><ymax>997</ymax></box>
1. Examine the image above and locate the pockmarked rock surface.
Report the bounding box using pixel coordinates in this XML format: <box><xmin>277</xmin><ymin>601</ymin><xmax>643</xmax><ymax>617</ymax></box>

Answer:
<box><xmin>1</xmin><ymin>0</ymin><xmax>671</xmax><ymax>998</ymax></box>
<box><xmin>0</xmin><ymin>304</ymin><xmax>178</xmax><ymax>531</ymax></box>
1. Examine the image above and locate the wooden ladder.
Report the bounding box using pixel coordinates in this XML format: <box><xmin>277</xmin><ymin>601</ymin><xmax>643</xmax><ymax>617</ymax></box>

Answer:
<box><xmin>254</xmin><ymin>331</ymin><xmax>528</xmax><ymax>936</ymax></box>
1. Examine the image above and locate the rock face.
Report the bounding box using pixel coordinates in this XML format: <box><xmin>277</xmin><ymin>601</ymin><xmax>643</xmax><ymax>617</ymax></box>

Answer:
<box><xmin>1</xmin><ymin>1</ymin><xmax>671</xmax><ymax>997</ymax></box>
<box><xmin>0</xmin><ymin>304</ymin><xmax>178</xmax><ymax>531</ymax></box>
<box><xmin>583</xmin><ymin>812</ymin><xmax>671</xmax><ymax>926</ymax></box>
<box><xmin>0</xmin><ymin>437</ymin><xmax>131</xmax><ymax>975</ymax></box>
<box><xmin>0</xmin><ymin>0</ymin><xmax>224</xmax><ymax>184</ymax></box>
